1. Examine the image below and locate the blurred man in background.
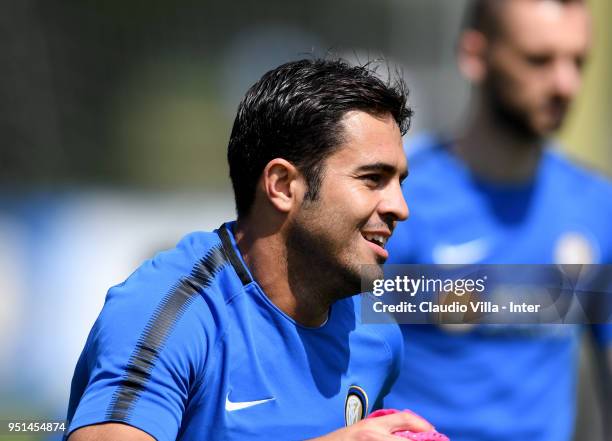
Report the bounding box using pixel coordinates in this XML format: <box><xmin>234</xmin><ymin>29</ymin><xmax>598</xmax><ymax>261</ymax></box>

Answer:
<box><xmin>385</xmin><ymin>0</ymin><xmax>611</xmax><ymax>440</ymax></box>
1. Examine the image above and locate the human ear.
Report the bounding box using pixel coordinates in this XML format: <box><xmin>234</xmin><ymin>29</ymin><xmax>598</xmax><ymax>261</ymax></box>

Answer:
<box><xmin>458</xmin><ymin>30</ymin><xmax>488</xmax><ymax>84</ymax></box>
<box><xmin>261</xmin><ymin>158</ymin><xmax>304</xmax><ymax>213</ymax></box>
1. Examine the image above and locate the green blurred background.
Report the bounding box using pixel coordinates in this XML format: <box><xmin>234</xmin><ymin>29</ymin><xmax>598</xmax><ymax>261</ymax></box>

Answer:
<box><xmin>1</xmin><ymin>0</ymin><xmax>609</xmax><ymax>191</ymax></box>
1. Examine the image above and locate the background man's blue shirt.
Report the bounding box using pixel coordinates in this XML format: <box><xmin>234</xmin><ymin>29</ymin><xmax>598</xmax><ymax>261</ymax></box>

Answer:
<box><xmin>66</xmin><ymin>223</ymin><xmax>403</xmax><ymax>440</ymax></box>
<box><xmin>385</xmin><ymin>135</ymin><xmax>612</xmax><ymax>441</ymax></box>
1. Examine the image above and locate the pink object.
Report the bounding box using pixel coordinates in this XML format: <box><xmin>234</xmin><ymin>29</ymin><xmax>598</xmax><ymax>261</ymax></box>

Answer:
<box><xmin>368</xmin><ymin>409</ymin><xmax>450</xmax><ymax>441</ymax></box>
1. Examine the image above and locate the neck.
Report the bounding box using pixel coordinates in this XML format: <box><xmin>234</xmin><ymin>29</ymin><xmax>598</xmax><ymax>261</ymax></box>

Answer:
<box><xmin>454</xmin><ymin>101</ymin><xmax>544</xmax><ymax>183</ymax></box>
<box><xmin>233</xmin><ymin>217</ymin><xmax>331</xmax><ymax>327</ymax></box>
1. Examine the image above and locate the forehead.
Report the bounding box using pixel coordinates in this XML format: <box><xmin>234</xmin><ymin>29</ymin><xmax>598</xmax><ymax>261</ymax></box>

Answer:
<box><xmin>499</xmin><ymin>0</ymin><xmax>591</xmax><ymax>52</ymax></box>
<box><xmin>328</xmin><ymin>110</ymin><xmax>405</xmax><ymax>168</ymax></box>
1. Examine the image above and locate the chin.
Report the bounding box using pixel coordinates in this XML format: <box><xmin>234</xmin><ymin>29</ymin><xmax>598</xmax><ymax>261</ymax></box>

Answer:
<box><xmin>532</xmin><ymin>125</ymin><xmax>556</xmax><ymax>138</ymax></box>
<box><xmin>358</xmin><ymin>251</ymin><xmax>385</xmax><ymax>269</ymax></box>
<box><xmin>358</xmin><ymin>251</ymin><xmax>383</xmax><ymax>267</ymax></box>
<box><xmin>534</xmin><ymin>112</ymin><xmax>566</xmax><ymax>135</ymax></box>
<box><xmin>360</xmin><ymin>263</ymin><xmax>384</xmax><ymax>293</ymax></box>
<box><xmin>546</xmin><ymin>120</ymin><xmax>564</xmax><ymax>134</ymax></box>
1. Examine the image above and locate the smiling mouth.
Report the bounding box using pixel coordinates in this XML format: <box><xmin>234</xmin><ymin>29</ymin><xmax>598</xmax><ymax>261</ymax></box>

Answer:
<box><xmin>362</xmin><ymin>233</ymin><xmax>388</xmax><ymax>249</ymax></box>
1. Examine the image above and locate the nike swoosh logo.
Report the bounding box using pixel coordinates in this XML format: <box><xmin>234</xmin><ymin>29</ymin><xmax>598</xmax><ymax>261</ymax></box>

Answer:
<box><xmin>432</xmin><ymin>238</ymin><xmax>488</xmax><ymax>264</ymax></box>
<box><xmin>225</xmin><ymin>393</ymin><xmax>275</xmax><ymax>411</ymax></box>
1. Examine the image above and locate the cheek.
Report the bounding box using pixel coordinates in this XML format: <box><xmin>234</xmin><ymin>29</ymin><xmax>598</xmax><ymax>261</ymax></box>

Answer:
<box><xmin>345</xmin><ymin>189</ymin><xmax>379</xmax><ymax>223</ymax></box>
<box><xmin>521</xmin><ymin>76</ymin><xmax>548</xmax><ymax>104</ymax></box>
<box><xmin>510</xmin><ymin>66</ymin><xmax>551</xmax><ymax>105</ymax></box>
<box><xmin>502</xmin><ymin>71</ymin><xmax>532</xmax><ymax>102</ymax></box>
<box><xmin>502</xmin><ymin>73</ymin><xmax>544</xmax><ymax>115</ymax></box>
<box><xmin>328</xmin><ymin>184</ymin><xmax>375</xmax><ymax>215</ymax></box>
<box><xmin>490</xmin><ymin>57</ymin><xmax>539</xmax><ymax>106</ymax></box>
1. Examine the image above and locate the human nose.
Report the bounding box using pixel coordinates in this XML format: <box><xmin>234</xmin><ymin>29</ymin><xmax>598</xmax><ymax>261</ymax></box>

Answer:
<box><xmin>552</xmin><ymin>57</ymin><xmax>582</xmax><ymax>99</ymax></box>
<box><xmin>380</xmin><ymin>180</ymin><xmax>409</xmax><ymax>222</ymax></box>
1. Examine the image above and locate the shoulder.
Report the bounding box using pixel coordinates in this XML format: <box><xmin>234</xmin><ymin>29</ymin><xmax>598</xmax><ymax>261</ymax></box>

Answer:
<box><xmin>104</xmin><ymin>231</ymin><xmax>224</xmax><ymax>313</ymax></box>
<box><xmin>543</xmin><ymin>151</ymin><xmax>612</xmax><ymax>261</ymax></box>
<box><xmin>543</xmin><ymin>151</ymin><xmax>612</xmax><ymax>220</ymax></box>
<box><xmin>95</xmin><ymin>229</ymin><xmax>244</xmax><ymax>362</ymax></box>
<box><xmin>108</xmin><ymin>229</ymin><xmax>243</xmax><ymax>307</ymax></box>
<box><xmin>544</xmin><ymin>150</ymin><xmax>612</xmax><ymax>196</ymax></box>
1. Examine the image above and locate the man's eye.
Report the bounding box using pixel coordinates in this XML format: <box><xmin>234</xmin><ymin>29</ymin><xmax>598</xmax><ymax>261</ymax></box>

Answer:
<box><xmin>526</xmin><ymin>54</ymin><xmax>552</xmax><ymax>67</ymax></box>
<box><xmin>362</xmin><ymin>174</ymin><xmax>383</xmax><ymax>184</ymax></box>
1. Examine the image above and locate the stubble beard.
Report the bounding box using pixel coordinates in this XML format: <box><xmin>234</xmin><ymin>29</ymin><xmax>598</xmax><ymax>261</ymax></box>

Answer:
<box><xmin>484</xmin><ymin>70</ymin><xmax>545</xmax><ymax>146</ymax></box>
<box><xmin>285</xmin><ymin>212</ymin><xmax>363</xmax><ymax>306</ymax></box>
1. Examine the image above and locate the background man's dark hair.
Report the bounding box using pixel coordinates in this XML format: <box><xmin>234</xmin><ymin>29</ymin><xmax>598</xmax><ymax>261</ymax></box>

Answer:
<box><xmin>227</xmin><ymin>58</ymin><xmax>412</xmax><ymax>218</ymax></box>
<box><xmin>463</xmin><ymin>0</ymin><xmax>585</xmax><ymax>39</ymax></box>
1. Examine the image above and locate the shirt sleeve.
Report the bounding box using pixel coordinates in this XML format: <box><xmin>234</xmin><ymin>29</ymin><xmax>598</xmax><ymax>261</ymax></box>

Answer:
<box><xmin>66</xmin><ymin>260</ymin><xmax>217</xmax><ymax>441</ymax></box>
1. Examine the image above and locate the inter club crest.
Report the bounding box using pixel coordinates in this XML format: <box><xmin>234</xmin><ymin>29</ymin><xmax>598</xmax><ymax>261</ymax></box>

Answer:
<box><xmin>345</xmin><ymin>385</ymin><xmax>368</xmax><ymax>426</ymax></box>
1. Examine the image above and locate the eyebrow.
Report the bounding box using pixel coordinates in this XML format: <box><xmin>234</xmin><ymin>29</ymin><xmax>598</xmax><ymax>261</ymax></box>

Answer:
<box><xmin>355</xmin><ymin>162</ymin><xmax>409</xmax><ymax>182</ymax></box>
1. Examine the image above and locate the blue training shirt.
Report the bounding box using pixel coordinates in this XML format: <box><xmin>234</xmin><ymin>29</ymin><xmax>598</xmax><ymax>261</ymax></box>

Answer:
<box><xmin>66</xmin><ymin>222</ymin><xmax>403</xmax><ymax>440</ymax></box>
<box><xmin>385</xmin><ymin>135</ymin><xmax>612</xmax><ymax>441</ymax></box>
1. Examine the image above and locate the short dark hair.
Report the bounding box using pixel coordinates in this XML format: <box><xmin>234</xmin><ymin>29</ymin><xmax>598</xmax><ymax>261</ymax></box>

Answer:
<box><xmin>463</xmin><ymin>0</ymin><xmax>584</xmax><ymax>38</ymax></box>
<box><xmin>463</xmin><ymin>0</ymin><xmax>501</xmax><ymax>37</ymax></box>
<box><xmin>227</xmin><ymin>58</ymin><xmax>412</xmax><ymax>219</ymax></box>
